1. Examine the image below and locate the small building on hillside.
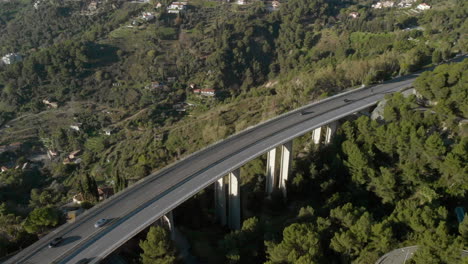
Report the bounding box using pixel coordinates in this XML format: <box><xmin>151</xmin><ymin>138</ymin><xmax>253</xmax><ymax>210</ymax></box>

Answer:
<box><xmin>266</xmin><ymin>1</ymin><xmax>280</xmax><ymax>11</ymax></box>
<box><xmin>372</xmin><ymin>1</ymin><xmax>394</xmax><ymax>9</ymax></box>
<box><xmin>397</xmin><ymin>0</ymin><xmax>415</xmax><ymax>8</ymax></box>
<box><xmin>416</xmin><ymin>3</ymin><xmax>430</xmax><ymax>10</ymax></box>
<box><xmin>193</xmin><ymin>88</ymin><xmax>216</xmax><ymax>97</ymax></box>
<box><xmin>42</xmin><ymin>99</ymin><xmax>58</xmax><ymax>108</ymax></box>
<box><xmin>72</xmin><ymin>193</ymin><xmax>84</xmax><ymax>204</ymax></box>
<box><xmin>167</xmin><ymin>2</ymin><xmax>187</xmax><ymax>13</ymax></box>
<box><xmin>33</xmin><ymin>0</ymin><xmax>42</xmax><ymax>9</ymax></box>
<box><xmin>103</xmin><ymin>128</ymin><xmax>113</xmax><ymax>136</ymax></box>
<box><xmin>349</xmin><ymin>12</ymin><xmax>359</xmax><ymax>18</ymax></box>
<box><xmin>141</xmin><ymin>12</ymin><xmax>155</xmax><ymax>21</ymax></box>
<box><xmin>272</xmin><ymin>1</ymin><xmax>280</xmax><ymax>8</ymax></box>
<box><xmin>64</xmin><ymin>149</ymin><xmax>82</xmax><ymax>164</ymax></box>
<box><xmin>201</xmin><ymin>89</ymin><xmax>216</xmax><ymax>96</ymax></box>
<box><xmin>1</xmin><ymin>53</ymin><xmax>22</xmax><ymax>65</ymax></box>
<box><xmin>70</xmin><ymin>124</ymin><xmax>81</xmax><ymax>131</ymax></box>
<box><xmin>98</xmin><ymin>187</ymin><xmax>114</xmax><ymax>201</ymax></box>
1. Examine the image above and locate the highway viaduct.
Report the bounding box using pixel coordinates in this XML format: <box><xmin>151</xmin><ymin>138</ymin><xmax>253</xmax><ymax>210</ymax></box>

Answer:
<box><xmin>6</xmin><ymin>56</ymin><xmax>466</xmax><ymax>264</ymax></box>
<box><xmin>9</xmin><ymin>78</ymin><xmax>405</xmax><ymax>264</ymax></box>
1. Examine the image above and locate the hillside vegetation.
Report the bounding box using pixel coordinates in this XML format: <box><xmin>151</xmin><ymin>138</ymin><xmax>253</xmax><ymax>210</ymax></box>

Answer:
<box><xmin>0</xmin><ymin>0</ymin><xmax>466</xmax><ymax>260</ymax></box>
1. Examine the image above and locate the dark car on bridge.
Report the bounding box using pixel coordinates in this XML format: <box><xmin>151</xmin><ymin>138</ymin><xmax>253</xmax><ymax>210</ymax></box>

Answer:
<box><xmin>48</xmin><ymin>237</ymin><xmax>63</xmax><ymax>248</ymax></box>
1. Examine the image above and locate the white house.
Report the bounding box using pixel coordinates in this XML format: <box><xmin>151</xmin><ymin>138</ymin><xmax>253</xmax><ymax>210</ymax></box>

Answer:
<box><xmin>272</xmin><ymin>1</ymin><xmax>280</xmax><ymax>8</ymax></box>
<box><xmin>201</xmin><ymin>89</ymin><xmax>215</xmax><ymax>96</ymax></box>
<box><xmin>141</xmin><ymin>12</ymin><xmax>155</xmax><ymax>21</ymax></box>
<box><xmin>416</xmin><ymin>3</ymin><xmax>431</xmax><ymax>10</ymax></box>
<box><xmin>397</xmin><ymin>0</ymin><xmax>415</xmax><ymax>8</ymax></box>
<box><xmin>372</xmin><ymin>1</ymin><xmax>394</xmax><ymax>9</ymax></box>
<box><xmin>349</xmin><ymin>12</ymin><xmax>359</xmax><ymax>18</ymax></box>
<box><xmin>167</xmin><ymin>2</ymin><xmax>187</xmax><ymax>13</ymax></box>
<box><xmin>103</xmin><ymin>128</ymin><xmax>113</xmax><ymax>136</ymax></box>
<box><xmin>33</xmin><ymin>0</ymin><xmax>42</xmax><ymax>9</ymax></box>
<box><xmin>266</xmin><ymin>1</ymin><xmax>280</xmax><ymax>11</ymax></box>
<box><xmin>70</xmin><ymin>124</ymin><xmax>81</xmax><ymax>131</ymax></box>
<box><xmin>42</xmin><ymin>99</ymin><xmax>58</xmax><ymax>108</ymax></box>
<box><xmin>1</xmin><ymin>53</ymin><xmax>22</xmax><ymax>65</ymax></box>
<box><xmin>73</xmin><ymin>193</ymin><xmax>84</xmax><ymax>204</ymax></box>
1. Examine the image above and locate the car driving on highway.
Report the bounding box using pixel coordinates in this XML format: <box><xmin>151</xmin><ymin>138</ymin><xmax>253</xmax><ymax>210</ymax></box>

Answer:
<box><xmin>94</xmin><ymin>218</ymin><xmax>108</xmax><ymax>228</ymax></box>
<box><xmin>48</xmin><ymin>237</ymin><xmax>63</xmax><ymax>248</ymax></box>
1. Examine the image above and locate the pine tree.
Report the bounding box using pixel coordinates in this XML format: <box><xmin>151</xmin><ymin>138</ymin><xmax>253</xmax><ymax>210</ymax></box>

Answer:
<box><xmin>23</xmin><ymin>207</ymin><xmax>60</xmax><ymax>234</ymax></box>
<box><xmin>219</xmin><ymin>217</ymin><xmax>263</xmax><ymax>263</ymax></box>
<box><xmin>140</xmin><ymin>226</ymin><xmax>177</xmax><ymax>264</ymax></box>
<box><xmin>265</xmin><ymin>223</ymin><xmax>322</xmax><ymax>263</ymax></box>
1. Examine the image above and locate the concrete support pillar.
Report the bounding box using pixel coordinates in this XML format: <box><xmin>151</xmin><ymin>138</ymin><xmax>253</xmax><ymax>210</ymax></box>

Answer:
<box><xmin>162</xmin><ymin>211</ymin><xmax>175</xmax><ymax>240</ymax></box>
<box><xmin>214</xmin><ymin>177</ymin><xmax>227</xmax><ymax>226</ymax></box>
<box><xmin>228</xmin><ymin>169</ymin><xmax>241</xmax><ymax>230</ymax></box>
<box><xmin>325</xmin><ymin>121</ymin><xmax>338</xmax><ymax>144</ymax></box>
<box><xmin>279</xmin><ymin>141</ymin><xmax>293</xmax><ymax>198</ymax></box>
<box><xmin>311</xmin><ymin>127</ymin><xmax>322</xmax><ymax>145</ymax></box>
<box><xmin>265</xmin><ymin>148</ymin><xmax>277</xmax><ymax>195</ymax></box>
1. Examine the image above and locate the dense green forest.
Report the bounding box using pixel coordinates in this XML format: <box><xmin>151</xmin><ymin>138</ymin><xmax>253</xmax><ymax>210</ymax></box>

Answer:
<box><xmin>0</xmin><ymin>0</ymin><xmax>467</xmax><ymax>261</ymax></box>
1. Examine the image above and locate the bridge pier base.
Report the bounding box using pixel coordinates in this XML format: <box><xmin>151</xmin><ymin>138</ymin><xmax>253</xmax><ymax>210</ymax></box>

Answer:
<box><xmin>167</xmin><ymin>211</ymin><xmax>175</xmax><ymax>240</ymax></box>
<box><xmin>160</xmin><ymin>211</ymin><xmax>175</xmax><ymax>240</ymax></box>
<box><xmin>312</xmin><ymin>127</ymin><xmax>322</xmax><ymax>145</ymax></box>
<box><xmin>324</xmin><ymin>121</ymin><xmax>338</xmax><ymax>144</ymax></box>
<box><xmin>228</xmin><ymin>169</ymin><xmax>241</xmax><ymax>230</ymax></box>
<box><xmin>214</xmin><ymin>177</ymin><xmax>227</xmax><ymax>226</ymax></box>
<box><xmin>265</xmin><ymin>148</ymin><xmax>277</xmax><ymax>195</ymax></box>
<box><xmin>279</xmin><ymin>141</ymin><xmax>293</xmax><ymax>198</ymax></box>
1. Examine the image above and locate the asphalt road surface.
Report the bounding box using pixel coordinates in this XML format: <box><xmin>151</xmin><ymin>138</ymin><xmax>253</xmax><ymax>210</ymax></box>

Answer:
<box><xmin>376</xmin><ymin>246</ymin><xmax>468</xmax><ymax>264</ymax></box>
<box><xmin>7</xmin><ymin>57</ymin><xmax>466</xmax><ymax>264</ymax></box>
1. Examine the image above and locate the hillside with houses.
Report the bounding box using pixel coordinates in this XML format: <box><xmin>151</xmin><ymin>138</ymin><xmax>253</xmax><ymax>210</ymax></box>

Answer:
<box><xmin>0</xmin><ymin>0</ymin><xmax>466</xmax><ymax>262</ymax></box>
